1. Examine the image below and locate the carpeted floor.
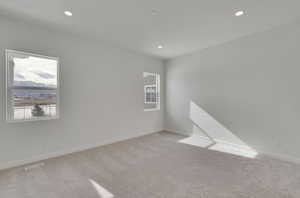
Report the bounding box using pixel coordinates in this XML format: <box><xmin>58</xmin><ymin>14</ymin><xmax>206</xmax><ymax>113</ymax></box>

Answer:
<box><xmin>0</xmin><ymin>131</ymin><xmax>300</xmax><ymax>198</ymax></box>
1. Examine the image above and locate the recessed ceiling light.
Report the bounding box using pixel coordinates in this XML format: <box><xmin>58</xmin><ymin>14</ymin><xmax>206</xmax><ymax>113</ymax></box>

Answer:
<box><xmin>158</xmin><ymin>45</ymin><xmax>163</xmax><ymax>49</ymax></box>
<box><xmin>64</xmin><ymin>11</ymin><xmax>73</xmax><ymax>16</ymax></box>
<box><xmin>235</xmin><ymin>11</ymin><xmax>244</xmax><ymax>16</ymax></box>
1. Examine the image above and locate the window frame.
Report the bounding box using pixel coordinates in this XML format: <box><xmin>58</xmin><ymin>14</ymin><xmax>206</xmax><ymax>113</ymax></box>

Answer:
<box><xmin>6</xmin><ymin>49</ymin><xmax>60</xmax><ymax>123</ymax></box>
<box><xmin>143</xmin><ymin>72</ymin><xmax>160</xmax><ymax>112</ymax></box>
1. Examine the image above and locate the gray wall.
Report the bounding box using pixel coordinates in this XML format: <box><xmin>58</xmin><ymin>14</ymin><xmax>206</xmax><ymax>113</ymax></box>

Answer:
<box><xmin>166</xmin><ymin>20</ymin><xmax>300</xmax><ymax>161</ymax></box>
<box><xmin>0</xmin><ymin>17</ymin><xmax>164</xmax><ymax>169</ymax></box>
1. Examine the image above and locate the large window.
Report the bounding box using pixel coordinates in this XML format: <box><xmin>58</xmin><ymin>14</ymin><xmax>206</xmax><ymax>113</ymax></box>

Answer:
<box><xmin>143</xmin><ymin>72</ymin><xmax>160</xmax><ymax>111</ymax></box>
<box><xmin>6</xmin><ymin>50</ymin><xmax>59</xmax><ymax>122</ymax></box>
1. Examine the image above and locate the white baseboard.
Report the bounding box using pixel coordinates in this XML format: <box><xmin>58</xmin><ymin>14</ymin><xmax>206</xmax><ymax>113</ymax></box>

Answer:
<box><xmin>164</xmin><ymin>128</ymin><xmax>191</xmax><ymax>136</ymax></box>
<box><xmin>166</xmin><ymin>129</ymin><xmax>300</xmax><ymax>165</ymax></box>
<box><xmin>260</xmin><ymin>151</ymin><xmax>300</xmax><ymax>165</ymax></box>
<box><xmin>0</xmin><ymin>129</ymin><xmax>163</xmax><ymax>171</ymax></box>
<box><xmin>166</xmin><ymin>128</ymin><xmax>253</xmax><ymax>151</ymax></box>
<box><xmin>2</xmin><ymin>129</ymin><xmax>299</xmax><ymax>171</ymax></box>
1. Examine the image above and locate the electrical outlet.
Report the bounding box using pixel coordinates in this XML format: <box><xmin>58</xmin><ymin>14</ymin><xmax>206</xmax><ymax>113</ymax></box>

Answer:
<box><xmin>24</xmin><ymin>162</ymin><xmax>45</xmax><ymax>171</ymax></box>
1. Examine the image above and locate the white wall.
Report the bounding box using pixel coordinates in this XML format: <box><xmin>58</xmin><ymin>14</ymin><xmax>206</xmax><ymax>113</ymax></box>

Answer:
<box><xmin>0</xmin><ymin>17</ymin><xmax>164</xmax><ymax>170</ymax></box>
<box><xmin>166</xmin><ymin>20</ymin><xmax>300</xmax><ymax>161</ymax></box>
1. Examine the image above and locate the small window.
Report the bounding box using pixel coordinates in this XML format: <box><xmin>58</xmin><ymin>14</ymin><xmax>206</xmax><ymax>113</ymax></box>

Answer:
<box><xmin>143</xmin><ymin>72</ymin><xmax>160</xmax><ymax>111</ymax></box>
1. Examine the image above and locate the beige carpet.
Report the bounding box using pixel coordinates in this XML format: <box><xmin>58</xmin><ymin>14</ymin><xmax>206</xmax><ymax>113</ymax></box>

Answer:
<box><xmin>0</xmin><ymin>131</ymin><xmax>300</xmax><ymax>198</ymax></box>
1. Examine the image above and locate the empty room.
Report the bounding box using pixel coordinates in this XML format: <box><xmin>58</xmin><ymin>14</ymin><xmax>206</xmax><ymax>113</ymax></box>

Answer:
<box><xmin>1</xmin><ymin>0</ymin><xmax>300</xmax><ymax>197</ymax></box>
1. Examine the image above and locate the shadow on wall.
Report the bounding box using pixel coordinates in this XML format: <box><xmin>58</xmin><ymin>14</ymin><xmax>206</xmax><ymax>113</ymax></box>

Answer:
<box><xmin>179</xmin><ymin>101</ymin><xmax>258</xmax><ymax>158</ymax></box>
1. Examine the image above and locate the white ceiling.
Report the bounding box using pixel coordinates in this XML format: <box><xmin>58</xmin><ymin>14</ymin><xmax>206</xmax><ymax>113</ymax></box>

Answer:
<box><xmin>0</xmin><ymin>0</ymin><xmax>300</xmax><ymax>59</ymax></box>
